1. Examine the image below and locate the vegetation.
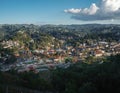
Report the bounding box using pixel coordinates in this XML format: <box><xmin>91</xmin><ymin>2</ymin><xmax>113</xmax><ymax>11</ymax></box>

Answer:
<box><xmin>1</xmin><ymin>24</ymin><xmax>120</xmax><ymax>48</ymax></box>
<box><xmin>1</xmin><ymin>24</ymin><xmax>120</xmax><ymax>92</ymax></box>
<box><xmin>52</xmin><ymin>54</ymin><xmax>120</xmax><ymax>93</ymax></box>
<box><xmin>0</xmin><ymin>54</ymin><xmax>120</xmax><ymax>93</ymax></box>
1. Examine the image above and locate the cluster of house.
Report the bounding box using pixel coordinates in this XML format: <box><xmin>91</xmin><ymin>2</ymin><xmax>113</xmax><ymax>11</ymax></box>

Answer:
<box><xmin>0</xmin><ymin>40</ymin><xmax>120</xmax><ymax>73</ymax></box>
<box><xmin>1</xmin><ymin>40</ymin><xmax>20</xmax><ymax>49</ymax></box>
<box><xmin>0</xmin><ymin>58</ymin><xmax>71</xmax><ymax>73</ymax></box>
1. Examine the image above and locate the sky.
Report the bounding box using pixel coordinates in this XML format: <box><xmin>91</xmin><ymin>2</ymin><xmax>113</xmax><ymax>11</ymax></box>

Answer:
<box><xmin>0</xmin><ymin>0</ymin><xmax>120</xmax><ymax>24</ymax></box>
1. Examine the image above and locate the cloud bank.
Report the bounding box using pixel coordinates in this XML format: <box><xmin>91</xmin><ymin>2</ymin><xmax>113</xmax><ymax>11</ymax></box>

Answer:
<box><xmin>64</xmin><ymin>0</ymin><xmax>120</xmax><ymax>21</ymax></box>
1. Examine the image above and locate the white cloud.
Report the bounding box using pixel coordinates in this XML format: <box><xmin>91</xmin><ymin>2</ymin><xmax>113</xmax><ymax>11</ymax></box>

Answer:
<box><xmin>64</xmin><ymin>8</ymin><xmax>81</xmax><ymax>14</ymax></box>
<box><xmin>65</xmin><ymin>3</ymin><xmax>99</xmax><ymax>15</ymax></box>
<box><xmin>81</xmin><ymin>3</ymin><xmax>99</xmax><ymax>15</ymax></box>
<box><xmin>64</xmin><ymin>0</ymin><xmax>120</xmax><ymax>21</ymax></box>
<box><xmin>101</xmin><ymin>0</ymin><xmax>120</xmax><ymax>12</ymax></box>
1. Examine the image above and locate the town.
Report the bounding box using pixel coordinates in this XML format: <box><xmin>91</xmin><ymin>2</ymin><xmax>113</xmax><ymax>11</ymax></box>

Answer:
<box><xmin>0</xmin><ymin>24</ymin><xmax>120</xmax><ymax>73</ymax></box>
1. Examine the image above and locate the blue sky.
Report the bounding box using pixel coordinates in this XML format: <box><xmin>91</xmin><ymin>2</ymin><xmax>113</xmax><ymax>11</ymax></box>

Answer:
<box><xmin>0</xmin><ymin>0</ymin><xmax>120</xmax><ymax>24</ymax></box>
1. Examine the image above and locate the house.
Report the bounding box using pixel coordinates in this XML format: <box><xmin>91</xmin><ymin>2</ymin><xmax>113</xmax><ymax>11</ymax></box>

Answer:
<box><xmin>94</xmin><ymin>49</ymin><xmax>104</xmax><ymax>57</ymax></box>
